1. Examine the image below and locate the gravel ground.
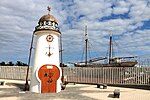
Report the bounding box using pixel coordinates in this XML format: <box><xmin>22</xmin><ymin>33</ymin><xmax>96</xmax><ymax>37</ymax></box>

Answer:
<box><xmin>0</xmin><ymin>79</ymin><xmax>150</xmax><ymax>100</ymax></box>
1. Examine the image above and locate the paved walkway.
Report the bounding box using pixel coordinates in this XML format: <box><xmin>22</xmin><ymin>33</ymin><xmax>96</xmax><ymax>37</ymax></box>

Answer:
<box><xmin>0</xmin><ymin>79</ymin><xmax>150</xmax><ymax>100</ymax></box>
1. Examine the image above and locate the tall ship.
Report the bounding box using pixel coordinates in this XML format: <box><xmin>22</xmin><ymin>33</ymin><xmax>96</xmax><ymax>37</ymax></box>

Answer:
<box><xmin>74</xmin><ymin>26</ymin><xmax>138</xmax><ymax>67</ymax></box>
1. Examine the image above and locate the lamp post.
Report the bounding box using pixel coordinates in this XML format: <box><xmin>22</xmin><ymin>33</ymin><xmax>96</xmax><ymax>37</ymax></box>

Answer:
<box><xmin>25</xmin><ymin>32</ymin><xmax>34</xmax><ymax>91</ymax></box>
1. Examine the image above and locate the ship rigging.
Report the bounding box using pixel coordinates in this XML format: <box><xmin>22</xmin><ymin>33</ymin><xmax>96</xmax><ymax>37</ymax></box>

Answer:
<box><xmin>74</xmin><ymin>26</ymin><xmax>138</xmax><ymax>67</ymax></box>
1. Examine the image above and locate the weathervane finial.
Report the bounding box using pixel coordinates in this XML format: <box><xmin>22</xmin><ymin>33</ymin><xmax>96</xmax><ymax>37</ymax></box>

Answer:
<box><xmin>47</xmin><ymin>6</ymin><xmax>51</xmax><ymax>14</ymax></box>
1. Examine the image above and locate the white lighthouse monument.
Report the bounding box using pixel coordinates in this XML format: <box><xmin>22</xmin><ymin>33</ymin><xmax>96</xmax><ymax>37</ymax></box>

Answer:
<box><xmin>30</xmin><ymin>7</ymin><xmax>62</xmax><ymax>93</ymax></box>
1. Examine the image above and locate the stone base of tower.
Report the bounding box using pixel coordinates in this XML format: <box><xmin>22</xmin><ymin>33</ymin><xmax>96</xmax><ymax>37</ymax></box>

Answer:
<box><xmin>30</xmin><ymin>64</ymin><xmax>62</xmax><ymax>93</ymax></box>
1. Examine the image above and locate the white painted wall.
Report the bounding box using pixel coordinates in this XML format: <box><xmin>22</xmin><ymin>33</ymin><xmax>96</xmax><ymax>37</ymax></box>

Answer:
<box><xmin>30</xmin><ymin>30</ymin><xmax>62</xmax><ymax>93</ymax></box>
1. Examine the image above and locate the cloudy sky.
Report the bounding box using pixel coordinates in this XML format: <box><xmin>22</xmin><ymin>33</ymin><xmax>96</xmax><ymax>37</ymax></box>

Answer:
<box><xmin>0</xmin><ymin>0</ymin><xmax>150</xmax><ymax>64</ymax></box>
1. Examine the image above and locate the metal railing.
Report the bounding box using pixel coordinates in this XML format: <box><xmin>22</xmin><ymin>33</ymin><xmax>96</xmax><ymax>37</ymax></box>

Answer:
<box><xmin>0</xmin><ymin>66</ymin><xmax>150</xmax><ymax>85</ymax></box>
<box><xmin>0</xmin><ymin>66</ymin><xmax>30</xmax><ymax>80</ymax></box>
<box><xmin>63</xmin><ymin>67</ymin><xmax>150</xmax><ymax>85</ymax></box>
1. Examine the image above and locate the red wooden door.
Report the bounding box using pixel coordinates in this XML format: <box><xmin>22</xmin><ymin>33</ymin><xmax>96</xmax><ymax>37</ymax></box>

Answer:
<box><xmin>38</xmin><ymin>64</ymin><xmax>60</xmax><ymax>93</ymax></box>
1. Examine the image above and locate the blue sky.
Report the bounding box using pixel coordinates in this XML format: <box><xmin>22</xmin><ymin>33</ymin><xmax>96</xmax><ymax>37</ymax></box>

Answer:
<box><xmin>0</xmin><ymin>0</ymin><xmax>150</xmax><ymax>64</ymax></box>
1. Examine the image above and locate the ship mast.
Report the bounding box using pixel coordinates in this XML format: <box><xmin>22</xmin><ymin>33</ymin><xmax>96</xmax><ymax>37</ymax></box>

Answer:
<box><xmin>85</xmin><ymin>25</ymin><xmax>88</xmax><ymax>66</ymax></box>
<box><xmin>109</xmin><ymin>32</ymin><xmax>113</xmax><ymax>64</ymax></box>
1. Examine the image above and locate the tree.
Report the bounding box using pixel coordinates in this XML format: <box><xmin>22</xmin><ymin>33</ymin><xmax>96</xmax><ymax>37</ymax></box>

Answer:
<box><xmin>8</xmin><ymin>61</ymin><xmax>14</xmax><ymax>66</ymax></box>
<box><xmin>15</xmin><ymin>61</ymin><xmax>23</xmax><ymax>66</ymax></box>
<box><xmin>0</xmin><ymin>61</ymin><xmax>6</xmax><ymax>66</ymax></box>
<box><xmin>60</xmin><ymin>63</ymin><xmax>68</xmax><ymax>67</ymax></box>
<box><xmin>0</xmin><ymin>61</ymin><xmax>28</xmax><ymax>66</ymax></box>
<box><xmin>15</xmin><ymin>61</ymin><xmax>28</xmax><ymax>66</ymax></box>
<box><xmin>22</xmin><ymin>63</ymin><xmax>28</xmax><ymax>66</ymax></box>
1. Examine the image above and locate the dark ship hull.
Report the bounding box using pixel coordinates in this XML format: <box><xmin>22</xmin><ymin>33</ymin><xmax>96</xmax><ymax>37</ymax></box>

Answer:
<box><xmin>74</xmin><ymin>61</ymin><xmax>138</xmax><ymax>67</ymax></box>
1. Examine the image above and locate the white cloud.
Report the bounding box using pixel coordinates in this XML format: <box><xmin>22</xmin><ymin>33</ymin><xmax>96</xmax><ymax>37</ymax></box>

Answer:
<box><xmin>112</xmin><ymin>0</ymin><xmax>130</xmax><ymax>14</ymax></box>
<box><xmin>0</xmin><ymin>0</ymin><xmax>150</xmax><ymax>63</ymax></box>
<box><xmin>129</xmin><ymin>0</ymin><xmax>150</xmax><ymax>22</ymax></box>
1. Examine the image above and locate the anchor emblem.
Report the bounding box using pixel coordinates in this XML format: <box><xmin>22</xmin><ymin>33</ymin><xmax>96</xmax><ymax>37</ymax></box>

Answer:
<box><xmin>46</xmin><ymin>45</ymin><xmax>53</xmax><ymax>57</ymax></box>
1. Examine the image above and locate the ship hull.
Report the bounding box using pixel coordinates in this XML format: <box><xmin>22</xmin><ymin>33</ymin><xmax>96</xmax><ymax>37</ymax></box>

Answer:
<box><xmin>74</xmin><ymin>61</ymin><xmax>138</xmax><ymax>67</ymax></box>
